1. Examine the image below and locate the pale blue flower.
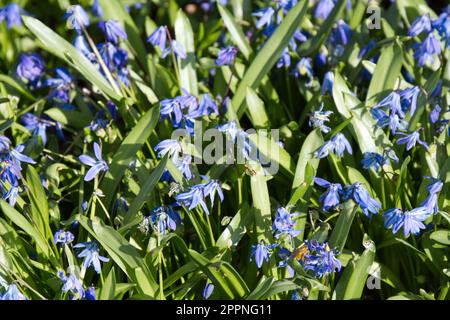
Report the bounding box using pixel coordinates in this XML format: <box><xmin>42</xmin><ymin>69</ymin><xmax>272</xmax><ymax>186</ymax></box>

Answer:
<box><xmin>65</xmin><ymin>5</ymin><xmax>90</xmax><ymax>33</ymax></box>
<box><xmin>79</xmin><ymin>142</ymin><xmax>109</xmax><ymax>181</ymax></box>
<box><xmin>73</xmin><ymin>241</ymin><xmax>109</xmax><ymax>274</ymax></box>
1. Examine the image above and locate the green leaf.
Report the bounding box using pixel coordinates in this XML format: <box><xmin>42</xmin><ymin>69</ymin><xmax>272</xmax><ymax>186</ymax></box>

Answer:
<box><xmin>231</xmin><ymin>0</ymin><xmax>308</xmax><ymax>118</ymax></box>
<box><xmin>0</xmin><ymin>200</ymin><xmax>51</xmax><ymax>259</ymax></box>
<box><xmin>188</xmin><ymin>249</ymin><xmax>249</xmax><ymax>299</ymax></box>
<box><xmin>366</xmin><ymin>41</ymin><xmax>403</xmax><ymax>102</ymax></box>
<box><xmin>123</xmin><ymin>155</ymin><xmax>168</xmax><ymax>224</ymax></box>
<box><xmin>292</xmin><ymin>128</ymin><xmax>323</xmax><ymax>190</ymax></box>
<box><xmin>101</xmin><ymin>106</ymin><xmax>160</xmax><ymax>209</ymax></box>
<box><xmin>0</xmin><ymin>75</ymin><xmax>35</xmax><ymax>100</ymax></box>
<box><xmin>217</xmin><ymin>4</ymin><xmax>252</xmax><ymax>59</ymax></box>
<box><xmin>431</xmin><ymin>229</ymin><xmax>449</xmax><ymax>247</ymax></box>
<box><xmin>343</xmin><ymin>235</ymin><xmax>376</xmax><ymax>299</ymax></box>
<box><xmin>44</xmin><ymin>108</ymin><xmax>91</xmax><ymax>129</ymax></box>
<box><xmin>22</xmin><ymin>15</ymin><xmax>121</xmax><ymax>101</ymax></box>
<box><xmin>247</xmin><ymin>277</ymin><xmax>299</xmax><ymax>300</ymax></box>
<box><xmin>250</xmin><ymin>171</ymin><xmax>273</xmax><ymax>244</ymax></box>
<box><xmin>99</xmin><ymin>267</ymin><xmax>116</xmax><ymax>300</ymax></box>
<box><xmin>174</xmin><ymin>10</ymin><xmax>198</xmax><ymax>96</ymax></box>
<box><xmin>24</xmin><ymin>166</ymin><xmax>51</xmax><ymax>241</ymax></box>
<box><xmin>329</xmin><ymin>201</ymin><xmax>357</xmax><ymax>251</ymax></box>
<box><xmin>216</xmin><ymin>203</ymin><xmax>254</xmax><ymax>250</ymax></box>
<box><xmin>245</xmin><ymin>87</ymin><xmax>269</xmax><ymax>128</ymax></box>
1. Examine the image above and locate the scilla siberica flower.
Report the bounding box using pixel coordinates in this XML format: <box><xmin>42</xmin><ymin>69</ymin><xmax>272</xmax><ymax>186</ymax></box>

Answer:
<box><xmin>383</xmin><ymin>207</ymin><xmax>430</xmax><ymax>236</ymax></box>
<box><xmin>64</xmin><ymin>5</ymin><xmax>90</xmax><ymax>33</ymax></box>
<box><xmin>314</xmin><ymin>133</ymin><xmax>352</xmax><ymax>158</ymax></box>
<box><xmin>73</xmin><ymin>241</ymin><xmax>109</xmax><ymax>274</ymax></box>
<box><xmin>175</xmin><ymin>178</ymin><xmax>224</xmax><ymax>215</ymax></box>
<box><xmin>215</xmin><ymin>46</ymin><xmax>238</xmax><ymax>66</ymax></box>
<box><xmin>57</xmin><ymin>271</ymin><xmax>85</xmax><ymax>300</ymax></box>
<box><xmin>203</xmin><ymin>283</ymin><xmax>214</xmax><ymax>300</ymax></box>
<box><xmin>314</xmin><ymin>0</ymin><xmax>335</xmax><ymax>20</ymax></box>
<box><xmin>45</xmin><ymin>67</ymin><xmax>74</xmax><ymax>103</ymax></box>
<box><xmin>147</xmin><ymin>26</ymin><xmax>167</xmax><ymax>50</ymax></box>
<box><xmin>78</xmin><ymin>142</ymin><xmax>109</xmax><ymax>181</ymax></box>
<box><xmin>20</xmin><ymin>113</ymin><xmax>50</xmax><ymax>145</ymax></box>
<box><xmin>293</xmin><ymin>57</ymin><xmax>314</xmax><ymax>81</ymax></box>
<box><xmin>344</xmin><ymin>182</ymin><xmax>381</xmax><ymax>217</ymax></box>
<box><xmin>54</xmin><ymin>230</ymin><xmax>75</xmax><ymax>245</ymax></box>
<box><xmin>321</xmin><ymin>71</ymin><xmax>334</xmax><ymax>95</ymax></box>
<box><xmin>91</xmin><ymin>0</ymin><xmax>103</xmax><ymax>17</ymax></box>
<box><xmin>412</xmin><ymin>32</ymin><xmax>441</xmax><ymax>67</ymax></box>
<box><xmin>98</xmin><ymin>20</ymin><xmax>127</xmax><ymax>44</ymax></box>
<box><xmin>0</xmin><ymin>3</ymin><xmax>23</xmax><ymax>29</ymax></box>
<box><xmin>301</xmin><ymin>240</ymin><xmax>341</xmax><ymax>278</ymax></box>
<box><xmin>252</xmin><ymin>7</ymin><xmax>275</xmax><ymax>30</ymax></box>
<box><xmin>420</xmin><ymin>177</ymin><xmax>443</xmax><ymax>214</ymax></box>
<box><xmin>147</xmin><ymin>205</ymin><xmax>182</xmax><ymax>235</ymax></box>
<box><xmin>396</xmin><ymin>129</ymin><xmax>429</xmax><ymax>151</ymax></box>
<box><xmin>361</xmin><ymin>152</ymin><xmax>386</xmax><ymax>172</ymax></box>
<box><xmin>250</xmin><ymin>241</ymin><xmax>277</xmax><ymax>269</ymax></box>
<box><xmin>433</xmin><ymin>7</ymin><xmax>450</xmax><ymax>44</ymax></box>
<box><xmin>272</xmin><ymin>207</ymin><xmax>301</xmax><ymax>239</ymax></box>
<box><xmin>314</xmin><ymin>178</ymin><xmax>343</xmax><ymax>212</ymax></box>
<box><xmin>1</xmin><ymin>284</ymin><xmax>27</xmax><ymax>300</ymax></box>
<box><xmin>16</xmin><ymin>53</ymin><xmax>45</xmax><ymax>89</ymax></box>
<box><xmin>408</xmin><ymin>14</ymin><xmax>432</xmax><ymax>37</ymax></box>
<box><xmin>309</xmin><ymin>103</ymin><xmax>333</xmax><ymax>133</ymax></box>
<box><xmin>154</xmin><ymin>139</ymin><xmax>183</xmax><ymax>163</ymax></box>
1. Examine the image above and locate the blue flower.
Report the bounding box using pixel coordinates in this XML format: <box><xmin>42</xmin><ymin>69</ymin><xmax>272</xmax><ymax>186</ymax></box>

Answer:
<box><xmin>314</xmin><ymin>0</ymin><xmax>335</xmax><ymax>20</ymax></box>
<box><xmin>300</xmin><ymin>240</ymin><xmax>341</xmax><ymax>278</ymax></box>
<box><xmin>147</xmin><ymin>26</ymin><xmax>168</xmax><ymax>50</ymax></box>
<box><xmin>198</xmin><ymin>94</ymin><xmax>219</xmax><ymax>117</ymax></box>
<box><xmin>16</xmin><ymin>53</ymin><xmax>45</xmax><ymax>89</ymax></box>
<box><xmin>408</xmin><ymin>14</ymin><xmax>432</xmax><ymax>37</ymax></box>
<box><xmin>294</xmin><ymin>57</ymin><xmax>314</xmax><ymax>80</ymax></box>
<box><xmin>273</xmin><ymin>207</ymin><xmax>300</xmax><ymax>238</ymax></box>
<box><xmin>73</xmin><ymin>241</ymin><xmax>109</xmax><ymax>274</ymax></box>
<box><xmin>98</xmin><ymin>20</ymin><xmax>127</xmax><ymax>44</ymax></box>
<box><xmin>169</xmin><ymin>40</ymin><xmax>187</xmax><ymax>59</ymax></box>
<box><xmin>203</xmin><ymin>283</ymin><xmax>214</xmax><ymax>300</ymax></box>
<box><xmin>91</xmin><ymin>0</ymin><xmax>103</xmax><ymax>17</ymax></box>
<box><xmin>345</xmin><ymin>182</ymin><xmax>381</xmax><ymax>217</ymax></box>
<box><xmin>430</xmin><ymin>104</ymin><xmax>441</xmax><ymax>123</ymax></box>
<box><xmin>330</xmin><ymin>133</ymin><xmax>352</xmax><ymax>157</ymax></box>
<box><xmin>330</xmin><ymin>19</ymin><xmax>351</xmax><ymax>46</ymax></box>
<box><xmin>78</xmin><ymin>142</ymin><xmax>109</xmax><ymax>181</ymax></box>
<box><xmin>250</xmin><ymin>241</ymin><xmax>277</xmax><ymax>269</ymax></box>
<box><xmin>175</xmin><ymin>178</ymin><xmax>224</xmax><ymax>215</ymax></box>
<box><xmin>277</xmin><ymin>48</ymin><xmax>291</xmax><ymax>68</ymax></box>
<box><xmin>420</xmin><ymin>177</ymin><xmax>443</xmax><ymax>214</ymax></box>
<box><xmin>315</xmin><ymin>177</ymin><xmax>343</xmax><ymax>212</ymax></box>
<box><xmin>54</xmin><ymin>230</ymin><xmax>75</xmax><ymax>245</ymax></box>
<box><xmin>86</xmin><ymin>286</ymin><xmax>96</xmax><ymax>300</ymax></box>
<box><xmin>147</xmin><ymin>205</ymin><xmax>182</xmax><ymax>234</ymax></box>
<box><xmin>215</xmin><ymin>46</ymin><xmax>238</xmax><ymax>66</ymax></box>
<box><xmin>0</xmin><ymin>3</ymin><xmax>23</xmax><ymax>29</ymax></box>
<box><xmin>321</xmin><ymin>71</ymin><xmax>334</xmax><ymax>95</ymax></box>
<box><xmin>57</xmin><ymin>271</ymin><xmax>85</xmax><ymax>300</ymax></box>
<box><xmin>396</xmin><ymin>129</ymin><xmax>429</xmax><ymax>151</ymax></box>
<box><xmin>384</xmin><ymin>207</ymin><xmax>429</xmax><ymax>236</ymax></box>
<box><xmin>309</xmin><ymin>103</ymin><xmax>333</xmax><ymax>133</ymax></box>
<box><xmin>252</xmin><ymin>7</ymin><xmax>275</xmax><ymax>29</ymax></box>
<box><xmin>399</xmin><ymin>86</ymin><xmax>420</xmax><ymax>116</ymax></box>
<box><xmin>433</xmin><ymin>8</ymin><xmax>450</xmax><ymax>44</ymax></box>
<box><xmin>10</xmin><ymin>144</ymin><xmax>36</xmax><ymax>165</ymax></box>
<box><xmin>1</xmin><ymin>284</ymin><xmax>27</xmax><ymax>300</ymax></box>
<box><xmin>45</xmin><ymin>67</ymin><xmax>74</xmax><ymax>103</ymax></box>
<box><xmin>154</xmin><ymin>139</ymin><xmax>183</xmax><ymax>163</ymax></box>
<box><xmin>375</xmin><ymin>91</ymin><xmax>404</xmax><ymax>118</ymax></box>
<box><xmin>20</xmin><ymin>113</ymin><xmax>50</xmax><ymax>145</ymax></box>
<box><xmin>412</xmin><ymin>33</ymin><xmax>441</xmax><ymax>67</ymax></box>
<box><xmin>65</xmin><ymin>5</ymin><xmax>90</xmax><ymax>33</ymax></box>
<box><xmin>361</xmin><ymin>152</ymin><xmax>385</xmax><ymax>171</ymax></box>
